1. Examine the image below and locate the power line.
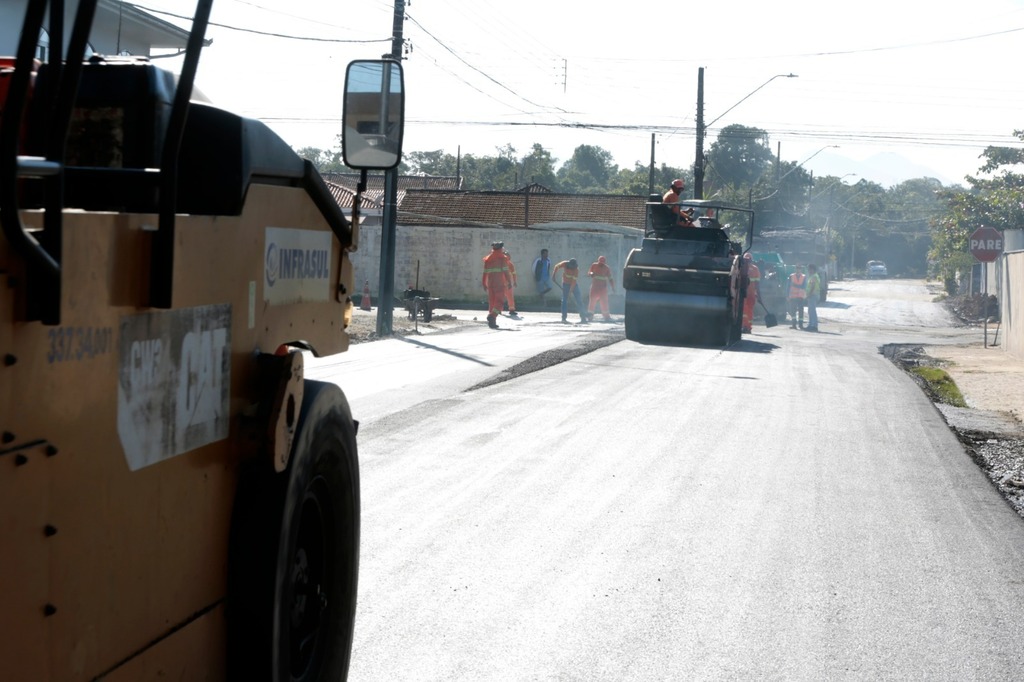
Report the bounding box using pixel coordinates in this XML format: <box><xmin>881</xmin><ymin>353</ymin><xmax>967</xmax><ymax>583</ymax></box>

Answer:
<box><xmin>134</xmin><ymin>4</ymin><xmax>391</xmax><ymax>43</ymax></box>
<box><xmin>404</xmin><ymin>12</ymin><xmax>570</xmax><ymax>117</ymax></box>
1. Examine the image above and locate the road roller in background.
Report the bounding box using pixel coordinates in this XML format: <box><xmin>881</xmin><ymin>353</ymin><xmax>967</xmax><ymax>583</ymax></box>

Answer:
<box><xmin>622</xmin><ymin>198</ymin><xmax>755</xmax><ymax>346</ymax></box>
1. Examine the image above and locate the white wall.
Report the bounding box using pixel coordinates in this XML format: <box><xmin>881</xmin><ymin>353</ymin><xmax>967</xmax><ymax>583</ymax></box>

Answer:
<box><xmin>1000</xmin><ymin>231</ymin><xmax>1024</xmax><ymax>359</ymax></box>
<box><xmin>350</xmin><ymin>224</ymin><xmax>643</xmax><ymax>313</ymax></box>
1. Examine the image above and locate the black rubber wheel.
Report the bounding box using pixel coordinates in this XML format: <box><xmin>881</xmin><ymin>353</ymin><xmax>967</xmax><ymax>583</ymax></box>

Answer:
<box><xmin>423</xmin><ymin>305</ymin><xmax>433</xmax><ymax>323</ymax></box>
<box><xmin>624</xmin><ymin>311</ymin><xmax>643</xmax><ymax>342</ymax></box>
<box><xmin>228</xmin><ymin>380</ymin><xmax>360</xmax><ymax>682</ymax></box>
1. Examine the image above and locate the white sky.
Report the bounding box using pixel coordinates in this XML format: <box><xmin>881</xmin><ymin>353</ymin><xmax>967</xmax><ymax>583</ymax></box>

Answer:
<box><xmin>137</xmin><ymin>0</ymin><xmax>1024</xmax><ymax>186</ymax></box>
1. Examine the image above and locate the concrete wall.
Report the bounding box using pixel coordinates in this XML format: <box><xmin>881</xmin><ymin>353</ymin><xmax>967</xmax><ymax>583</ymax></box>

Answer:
<box><xmin>1001</xmin><ymin>233</ymin><xmax>1024</xmax><ymax>359</ymax></box>
<box><xmin>350</xmin><ymin>223</ymin><xmax>643</xmax><ymax>313</ymax></box>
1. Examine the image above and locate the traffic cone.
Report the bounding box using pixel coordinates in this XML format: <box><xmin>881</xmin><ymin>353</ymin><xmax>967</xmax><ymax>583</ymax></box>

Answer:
<box><xmin>360</xmin><ymin>280</ymin><xmax>372</xmax><ymax>311</ymax></box>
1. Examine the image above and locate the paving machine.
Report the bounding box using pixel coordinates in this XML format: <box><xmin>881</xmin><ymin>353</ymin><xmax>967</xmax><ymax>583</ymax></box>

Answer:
<box><xmin>623</xmin><ymin>197</ymin><xmax>755</xmax><ymax>346</ymax></box>
<box><xmin>1</xmin><ymin>1</ymin><xmax>404</xmax><ymax>680</ymax></box>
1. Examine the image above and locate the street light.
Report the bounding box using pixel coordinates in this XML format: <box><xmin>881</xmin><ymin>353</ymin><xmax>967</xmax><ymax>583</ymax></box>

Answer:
<box><xmin>778</xmin><ymin>145</ymin><xmax>839</xmax><ymax>183</ymax></box>
<box><xmin>706</xmin><ymin>73</ymin><xmax>799</xmax><ymax>130</ymax></box>
<box><xmin>809</xmin><ymin>172</ymin><xmax>856</xmax><ymax>203</ymax></box>
<box><xmin>694</xmin><ymin>70</ymin><xmax>798</xmax><ymax>199</ymax></box>
<box><xmin>750</xmin><ymin>145</ymin><xmax>839</xmax><ymax>205</ymax></box>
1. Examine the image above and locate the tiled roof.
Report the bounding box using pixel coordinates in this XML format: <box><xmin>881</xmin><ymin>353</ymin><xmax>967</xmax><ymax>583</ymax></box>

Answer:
<box><xmin>321</xmin><ymin>172</ymin><xmax>462</xmax><ymax>191</ymax></box>
<box><xmin>397</xmin><ymin>190</ymin><xmax>648</xmax><ymax>231</ymax></box>
<box><xmin>325</xmin><ymin>181</ymin><xmax>394</xmax><ymax>211</ymax></box>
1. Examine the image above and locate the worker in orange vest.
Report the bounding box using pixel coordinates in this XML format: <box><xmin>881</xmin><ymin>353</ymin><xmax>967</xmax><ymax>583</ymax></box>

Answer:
<box><xmin>482</xmin><ymin>241</ymin><xmax>512</xmax><ymax>329</ymax></box>
<box><xmin>587</xmin><ymin>255</ymin><xmax>615</xmax><ymax>321</ymax></box>
<box><xmin>552</xmin><ymin>257</ymin><xmax>589</xmax><ymax>323</ymax></box>
<box><xmin>741</xmin><ymin>252</ymin><xmax>761</xmax><ymax>333</ymax></box>
<box><xmin>503</xmin><ymin>248</ymin><xmax>520</xmax><ymax>318</ymax></box>
<box><xmin>787</xmin><ymin>264</ymin><xmax>807</xmax><ymax>329</ymax></box>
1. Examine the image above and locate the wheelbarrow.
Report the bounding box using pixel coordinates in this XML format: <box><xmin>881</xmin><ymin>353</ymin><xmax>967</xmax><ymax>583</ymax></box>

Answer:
<box><xmin>400</xmin><ymin>287</ymin><xmax>438</xmax><ymax>322</ymax></box>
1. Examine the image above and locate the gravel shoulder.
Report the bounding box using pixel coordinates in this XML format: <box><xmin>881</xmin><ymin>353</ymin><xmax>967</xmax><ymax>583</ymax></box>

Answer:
<box><xmin>885</xmin><ymin>339</ymin><xmax>1024</xmax><ymax>519</ymax></box>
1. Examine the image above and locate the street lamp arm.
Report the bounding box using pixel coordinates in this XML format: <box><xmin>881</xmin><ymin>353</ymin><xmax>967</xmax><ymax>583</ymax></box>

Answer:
<box><xmin>706</xmin><ymin>73</ymin><xmax>798</xmax><ymax>130</ymax></box>
<box><xmin>777</xmin><ymin>145</ymin><xmax>839</xmax><ymax>184</ymax></box>
<box><xmin>807</xmin><ymin>173</ymin><xmax>857</xmax><ymax>203</ymax></box>
<box><xmin>749</xmin><ymin>145</ymin><xmax>840</xmax><ymax>203</ymax></box>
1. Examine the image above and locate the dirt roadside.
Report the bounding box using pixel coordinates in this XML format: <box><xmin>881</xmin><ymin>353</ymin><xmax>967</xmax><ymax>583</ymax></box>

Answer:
<box><xmin>345</xmin><ymin>307</ymin><xmax>479</xmax><ymax>344</ymax></box>
<box><xmin>885</xmin><ymin>335</ymin><xmax>1024</xmax><ymax>519</ymax></box>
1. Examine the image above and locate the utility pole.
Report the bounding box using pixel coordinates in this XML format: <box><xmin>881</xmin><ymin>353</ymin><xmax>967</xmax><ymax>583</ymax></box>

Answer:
<box><xmin>648</xmin><ymin>133</ymin><xmax>655</xmax><ymax>196</ymax></box>
<box><xmin>694</xmin><ymin>67</ymin><xmax>705</xmax><ymax>200</ymax></box>
<box><xmin>376</xmin><ymin>0</ymin><xmax>405</xmax><ymax>337</ymax></box>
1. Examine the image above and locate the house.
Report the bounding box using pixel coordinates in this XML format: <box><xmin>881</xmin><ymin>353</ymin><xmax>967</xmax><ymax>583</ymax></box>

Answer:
<box><xmin>1</xmin><ymin>1</ymin><xmax>200</xmax><ymax>59</ymax></box>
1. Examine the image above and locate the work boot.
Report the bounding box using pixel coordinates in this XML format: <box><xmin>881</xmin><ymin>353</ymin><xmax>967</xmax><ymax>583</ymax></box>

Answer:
<box><xmin>487</xmin><ymin>314</ymin><xmax>498</xmax><ymax>329</ymax></box>
<box><xmin>561</xmin><ymin>315</ymin><xmax>568</xmax><ymax>324</ymax></box>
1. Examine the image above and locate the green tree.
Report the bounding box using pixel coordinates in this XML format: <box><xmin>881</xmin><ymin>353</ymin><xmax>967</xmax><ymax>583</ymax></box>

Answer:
<box><xmin>930</xmin><ymin>192</ymin><xmax>976</xmax><ymax>293</ymax></box>
<box><xmin>881</xmin><ymin>178</ymin><xmax>945</xmax><ymax>276</ymax></box>
<box><xmin>605</xmin><ymin>162</ymin><xmax>689</xmax><ymax>197</ymax></box>
<box><xmin>519</xmin><ymin>143</ymin><xmax>558</xmax><ymax>189</ymax></box>
<box><xmin>403</xmin><ymin>150</ymin><xmax>459</xmax><ymax>176</ymax></box>
<box><xmin>453</xmin><ymin>145</ymin><xmax>521</xmax><ymax>190</ymax></box>
<box><xmin>932</xmin><ymin>130</ymin><xmax>1024</xmax><ymax>292</ymax></box>
<box><xmin>295</xmin><ymin>145</ymin><xmax>346</xmax><ymax>173</ymax></box>
<box><xmin>748</xmin><ymin>160</ymin><xmax>814</xmax><ymax>229</ymax></box>
<box><xmin>556</xmin><ymin>145</ymin><xmax>618</xmax><ymax>193</ymax></box>
<box><xmin>705</xmin><ymin>124</ymin><xmax>774</xmax><ymax>192</ymax></box>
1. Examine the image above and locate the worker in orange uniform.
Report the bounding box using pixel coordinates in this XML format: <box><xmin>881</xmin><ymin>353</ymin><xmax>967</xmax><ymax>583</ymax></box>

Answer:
<box><xmin>503</xmin><ymin>248</ymin><xmax>520</xmax><ymax>318</ymax></box>
<box><xmin>552</xmin><ymin>257</ymin><xmax>589</xmax><ymax>324</ymax></box>
<box><xmin>741</xmin><ymin>252</ymin><xmax>761</xmax><ymax>333</ymax></box>
<box><xmin>587</xmin><ymin>255</ymin><xmax>615</xmax><ymax>321</ymax></box>
<box><xmin>482</xmin><ymin>241</ymin><xmax>512</xmax><ymax>329</ymax></box>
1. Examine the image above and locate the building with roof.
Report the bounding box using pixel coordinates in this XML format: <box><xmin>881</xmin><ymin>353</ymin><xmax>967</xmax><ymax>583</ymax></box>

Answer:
<box><xmin>328</xmin><ymin>179</ymin><xmax>647</xmax><ymax>311</ymax></box>
<box><xmin>1</xmin><ymin>1</ymin><xmax>200</xmax><ymax>60</ymax></box>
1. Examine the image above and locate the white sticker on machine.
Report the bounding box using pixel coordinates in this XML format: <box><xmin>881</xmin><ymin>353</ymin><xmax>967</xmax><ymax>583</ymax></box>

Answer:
<box><xmin>117</xmin><ymin>304</ymin><xmax>231</xmax><ymax>471</ymax></box>
<box><xmin>264</xmin><ymin>227</ymin><xmax>332</xmax><ymax>305</ymax></box>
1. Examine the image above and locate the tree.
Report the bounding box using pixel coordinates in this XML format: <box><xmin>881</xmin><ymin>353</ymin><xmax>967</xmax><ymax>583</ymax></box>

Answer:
<box><xmin>519</xmin><ymin>143</ymin><xmax>558</xmax><ymax>189</ymax></box>
<box><xmin>606</xmin><ymin>162</ymin><xmax>689</xmax><ymax>197</ymax></box>
<box><xmin>932</xmin><ymin>130</ymin><xmax>1024</xmax><ymax>293</ymax></box>
<box><xmin>705</xmin><ymin>124</ymin><xmax>774</xmax><ymax>192</ymax></box>
<box><xmin>880</xmin><ymin>178</ymin><xmax>945</xmax><ymax>276</ymax></box>
<box><xmin>295</xmin><ymin>145</ymin><xmax>346</xmax><ymax>173</ymax></box>
<box><xmin>748</xmin><ymin>160</ymin><xmax>814</xmax><ymax>229</ymax></box>
<box><xmin>556</xmin><ymin>145</ymin><xmax>618</xmax><ymax>193</ymax></box>
<box><xmin>403</xmin><ymin>150</ymin><xmax>459</xmax><ymax>176</ymax></box>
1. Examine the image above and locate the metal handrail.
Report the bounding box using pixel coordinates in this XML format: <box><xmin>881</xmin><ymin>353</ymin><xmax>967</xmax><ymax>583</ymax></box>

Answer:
<box><xmin>0</xmin><ymin>0</ymin><xmax>99</xmax><ymax>324</ymax></box>
<box><xmin>150</xmin><ymin>0</ymin><xmax>214</xmax><ymax>308</ymax></box>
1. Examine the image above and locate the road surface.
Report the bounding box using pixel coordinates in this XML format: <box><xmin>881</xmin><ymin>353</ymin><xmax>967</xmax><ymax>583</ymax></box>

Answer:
<box><xmin>310</xmin><ymin>279</ymin><xmax>1024</xmax><ymax>680</ymax></box>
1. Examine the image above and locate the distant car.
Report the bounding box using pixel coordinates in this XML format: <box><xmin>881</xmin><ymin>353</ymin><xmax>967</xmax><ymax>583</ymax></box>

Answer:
<box><xmin>867</xmin><ymin>260</ymin><xmax>888</xmax><ymax>278</ymax></box>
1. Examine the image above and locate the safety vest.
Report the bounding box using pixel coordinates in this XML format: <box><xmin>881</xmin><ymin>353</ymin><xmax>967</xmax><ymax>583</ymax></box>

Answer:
<box><xmin>589</xmin><ymin>262</ymin><xmax>613</xmax><ymax>289</ymax></box>
<box><xmin>554</xmin><ymin>261</ymin><xmax>579</xmax><ymax>290</ymax></box>
<box><xmin>747</xmin><ymin>263</ymin><xmax>761</xmax><ymax>291</ymax></box>
<box><xmin>806</xmin><ymin>272</ymin><xmax>821</xmax><ymax>298</ymax></box>
<box><xmin>788</xmin><ymin>272</ymin><xmax>807</xmax><ymax>299</ymax></box>
<box><xmin>482</xmin><ymin>250</ymin><xmax>510</xmax><ymax>289</ymax></box>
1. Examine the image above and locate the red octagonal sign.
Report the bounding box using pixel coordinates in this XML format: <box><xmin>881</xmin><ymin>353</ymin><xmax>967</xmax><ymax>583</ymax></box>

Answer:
<box><xmin>970</xmin><ymin>226</ymin><xmax>1003</xmax><ymax>263</ymax></box>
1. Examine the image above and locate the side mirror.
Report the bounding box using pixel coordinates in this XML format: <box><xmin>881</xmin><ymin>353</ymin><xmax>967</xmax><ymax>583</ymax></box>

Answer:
<box><xmin>342</xmin><ymin>59</ymin><xmax>405</xmax><ymax>170</ymax></box>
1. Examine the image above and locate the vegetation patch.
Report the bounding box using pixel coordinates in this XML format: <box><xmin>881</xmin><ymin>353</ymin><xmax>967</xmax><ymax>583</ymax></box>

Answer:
<box><xmin>909</xmin><ymin>366</ymin><xmax>967</xmax><ymax>407</ymax></box>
